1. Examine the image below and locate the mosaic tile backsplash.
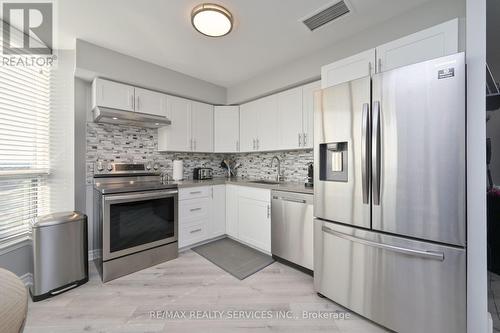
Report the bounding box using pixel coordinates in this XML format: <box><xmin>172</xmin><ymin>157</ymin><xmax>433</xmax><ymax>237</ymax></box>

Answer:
<box><xmin>86</xmin><ymin>122</ymin><xmax>313</xmax><ymax>184</ymax></box>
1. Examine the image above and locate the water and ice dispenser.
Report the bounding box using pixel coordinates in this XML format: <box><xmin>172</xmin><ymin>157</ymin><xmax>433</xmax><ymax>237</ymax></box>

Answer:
<box><xmin>319</xmin><ymin>142</ymin><xmax>348</xmax><ymax>182</ymax></box>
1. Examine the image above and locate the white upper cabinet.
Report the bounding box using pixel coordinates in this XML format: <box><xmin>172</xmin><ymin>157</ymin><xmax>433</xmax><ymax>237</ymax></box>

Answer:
<box><xmin>92</xmin><ymin>78</ymin><xmax>135</xmax><ymax>111</ymax></box>
<box><xmin>214</xmin><ymin>106</ymin><xmax>240</xmax><ymax>153</ymax></box>
<box><xmin>134</xmin><ymin>87</ymin><xmax>166</xmax><ymax>117</ymax></box>
<box><xmin>302</xmin><ymin>81</ymin><xmax>321</xmax><ymax>149</ymax></box>
<box><xmin>321</xmin><ymin>49</ymin><xmax>375</xmax><ymax>89</ymax></box>
<box><xmin>158</xmin><ymin>96</ymin><xmax>191</xmax><ymax>152</ymax></box>
<box><xmin>376</xmin><ymin>19</ymin><xmax>458</xmax><ymax>73</ymax></box>
<box><xmin>278</xmin><ymin>87</ymin><xmax>303</xmax><ymax>150</ymax></box>
<box><xmin>191</xmin><ymin>101</ymin><xmax>214</xmax><ymax>152</ymax></box>
<box><xmin>256</xmin><ymin>95</ymin><xmax>279</xmax><ymax>151</ymax></box>
<box><xmin>239</xmin><ymin>101</ymin><xmax>259</xmax><ymax>152</ymax></box>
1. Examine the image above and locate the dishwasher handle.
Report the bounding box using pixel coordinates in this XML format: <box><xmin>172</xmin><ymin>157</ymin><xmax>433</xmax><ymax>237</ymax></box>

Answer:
<box><xmin>272</xmin><ymin>196</ymin><xmax>307</xmax><ymax>204</ymax></box>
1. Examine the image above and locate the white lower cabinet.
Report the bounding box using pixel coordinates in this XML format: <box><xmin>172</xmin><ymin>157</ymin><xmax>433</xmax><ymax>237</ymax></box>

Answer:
<box><xmin>225</xmin><ymin>185</ymin><xmax>239</xmax><ymax>238</ymax></box>
<box><xmin>179</xmin><ymin>184</ymin><xmax>271</xmax><ymax>254</ymax></box>
<box><xmin>237</xmin><ymin>188</ymin><xmax>271</xmax><ymax>253</ymax></box>
<box><xmin>210</xmin><ymin>185</ymin><xmax>226</xmax><ymax>238</ymax></box>
<box><xmin>226</xmin><ymin>185</ymin><xmax>271</xmax><ymax>253</ymax></box>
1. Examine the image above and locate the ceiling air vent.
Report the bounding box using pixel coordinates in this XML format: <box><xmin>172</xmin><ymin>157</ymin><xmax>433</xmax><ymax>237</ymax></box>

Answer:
<box><xmin>302</xmin><ymin>1</ymin><xmax>350</xmax><ymax>31</ymax></box>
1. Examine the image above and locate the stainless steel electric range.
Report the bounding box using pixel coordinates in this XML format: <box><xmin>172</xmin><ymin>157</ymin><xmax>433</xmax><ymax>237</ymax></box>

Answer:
<box><xmin>93</xmin><ymin>162</ymin><xmax>178</xmax><ymax>282</ymax></box>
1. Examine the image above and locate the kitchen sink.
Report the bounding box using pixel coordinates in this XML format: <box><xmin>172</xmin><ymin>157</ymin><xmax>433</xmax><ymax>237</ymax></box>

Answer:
<box><xmin>249</xmin><ymin>180</ymin><xmax>281</xmax><ymax>185</ymax></box>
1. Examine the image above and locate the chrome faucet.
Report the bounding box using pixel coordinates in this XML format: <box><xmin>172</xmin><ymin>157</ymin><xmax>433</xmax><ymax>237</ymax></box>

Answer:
<box><xmin>270</xmin><ymin>156</ymin><xmax>284</xmax><ymax>182</ymax></box>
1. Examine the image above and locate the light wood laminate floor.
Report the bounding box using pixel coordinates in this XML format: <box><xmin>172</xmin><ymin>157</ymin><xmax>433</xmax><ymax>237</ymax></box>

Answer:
<box><xmin>24</xmin><ymin>250</ymin><xmax>388</xmax><ymax>333</ymax></box>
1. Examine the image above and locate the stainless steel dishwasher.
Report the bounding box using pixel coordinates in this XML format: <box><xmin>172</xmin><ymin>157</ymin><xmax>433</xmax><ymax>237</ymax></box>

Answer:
<box><xmin>271</xmin><ymin>190</ymin><xmax>314</xmax><ymax>272</ymax></box>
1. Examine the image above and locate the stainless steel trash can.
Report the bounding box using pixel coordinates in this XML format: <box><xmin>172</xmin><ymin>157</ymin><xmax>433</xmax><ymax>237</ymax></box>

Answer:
<box><xmin>30</xmin><ymin>211</ymin><xmax>88</xmax><ymax>301</ymax></box>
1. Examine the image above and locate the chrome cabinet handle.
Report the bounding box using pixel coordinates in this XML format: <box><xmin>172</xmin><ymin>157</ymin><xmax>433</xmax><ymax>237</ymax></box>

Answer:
<box><xmin>190</xmin><ymin>228</ymin><xmax>202</xmax><ymax>234</ymax></box>
<box><xmin>189</xmin><ymin>191</ymin><xmax>202</xmax><ymax>194</ymax></box>
<box><xmin>131</xmin><ymin>94</ymin><xmax>135</xmax><ymax>109</ymax></box>
<box><xmin>372</xmin><ymin>101</ymin><xmax>381</xmax><ymax>206</ymax></box>
<box><xmin>136</xmin><ymin>96</ymin><xmax>140</xmax><ymax>111</ymax></box>
<box><xmin>267</xmin><ymin>204</ymin><xmax>270</xmax><ymax>218</ymax></box>
<box><xmin>378</xmin><ymin>58</ymin><xmax>382</xmax><ymax>73</ymax></box>
<box><xmin>298</xmin><ymin>133</ymin><xmax>302</xmax><ymax>147</ymax></box>
<box><xmin>256</xmin><ymin>138</ymin><xmax>260</xmax><ymax>150</ymax></box>
<box><xmin>190</xmin><ymin>208</ymin><xmax>202</xmax><ymax>212</ymax></box>
<box><xmin>322</xmin><ymin>226</ymin><xmax>444</xmax><ymax>261</ymax></box>
<box><xmin>303</xmin><ymin>133</ymin><xmax>307</xmax><ymax>146</ymax></box>
<box><xmin>361</xmin><ymin>103</ymin><xmax>370</xmax><ymax>205</ymax></box>
<box><xmin>253</xmin><ymin>139</ymin><xmax>256</xmax><ymax>150</ymax></box>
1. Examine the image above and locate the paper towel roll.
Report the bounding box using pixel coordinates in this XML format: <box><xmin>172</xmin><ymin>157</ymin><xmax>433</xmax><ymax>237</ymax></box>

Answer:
<box><xmin>172</xmin><ymin>160</ymin><xmax>183</xmax><ymax>180</ymax></box>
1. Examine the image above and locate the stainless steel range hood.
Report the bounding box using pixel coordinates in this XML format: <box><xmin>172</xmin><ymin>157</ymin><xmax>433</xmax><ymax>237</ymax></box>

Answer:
<box><xmin>93</xmin><ymin>107</ymin><xmax>171</xmax><ymax>128</ymax></box>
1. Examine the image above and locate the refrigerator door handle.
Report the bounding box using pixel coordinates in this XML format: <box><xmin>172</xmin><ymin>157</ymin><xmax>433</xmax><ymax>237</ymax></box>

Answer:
<box><xmin>361</xmin><ymin>103</ymin><xmax>370</xmax><ymax>204</ymax></box>
<box><xmin>321</xmin><ymin>226</ymin><xmax>445</xmax><ymax>261</ymax></box>
<box><xmin>372</xmin><ymin>101</ymin><xmax>381</xmax><ymax>205</ymax></box>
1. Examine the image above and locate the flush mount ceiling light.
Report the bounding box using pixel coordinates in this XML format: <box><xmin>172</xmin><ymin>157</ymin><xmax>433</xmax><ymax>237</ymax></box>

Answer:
<box><xmin>191</xmin><ymin>3</ymin><xmax>233</xmax><ymax>37</ymax></box>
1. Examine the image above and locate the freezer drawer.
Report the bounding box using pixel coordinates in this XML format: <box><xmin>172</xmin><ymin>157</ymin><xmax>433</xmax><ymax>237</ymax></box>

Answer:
<box><xmin>314</xmin><ymin>219</ymin><xmax>465</xmax><ymax>333</ymax></box>
<box><xmin>271</xmin><ymin>191</ymin><xmax>313</xmax><ymax>270</ymax></box>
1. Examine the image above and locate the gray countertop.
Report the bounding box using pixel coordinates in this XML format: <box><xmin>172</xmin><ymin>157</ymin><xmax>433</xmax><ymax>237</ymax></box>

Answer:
<box><xmin>172</xmin><ymin>177</ymin><xmax>314</xmax><ymax>195</ymax></box>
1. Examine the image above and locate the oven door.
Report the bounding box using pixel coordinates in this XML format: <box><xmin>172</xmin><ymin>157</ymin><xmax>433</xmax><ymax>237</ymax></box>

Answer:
<box><xmin>102</xmin><ymin>189</ymin><xmax>178</xmax><ymax>261</ymax></box>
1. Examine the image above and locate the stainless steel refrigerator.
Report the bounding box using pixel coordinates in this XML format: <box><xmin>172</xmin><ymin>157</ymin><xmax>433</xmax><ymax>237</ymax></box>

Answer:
<box><xmin>313</xmin><ymin>53</ymin><xmax>466</xmax><ymax>333</ymax></box>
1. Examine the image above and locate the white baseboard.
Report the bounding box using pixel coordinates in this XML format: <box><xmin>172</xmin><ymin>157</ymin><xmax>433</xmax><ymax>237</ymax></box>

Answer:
<box><xmin>20</xmin><ymin>273</ymin><xmax>33</xmax><ymax>287</ymax></box>
<box><xmin>179</xmin><ymin>235</ymin><xmax>226</xmax><ymax>252</ymax></box>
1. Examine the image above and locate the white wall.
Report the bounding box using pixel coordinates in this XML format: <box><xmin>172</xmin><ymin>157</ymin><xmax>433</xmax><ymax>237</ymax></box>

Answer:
<box><xmin>50</xmin><ymin>50</ymin><xmax>76</xmax><ymax>213</ymax></box>
<box><xmin>75</xmin><ymin>39</ymin><xmax>226</xmax><ymax>105</ymax></box>
<box><xmin>227</xmin><ymin>0</ymin><xmax>466</xmax><ymax>104</ymax></box>
<box><xmin>466</xmin><ymin>0</ymin><xmax>489</xmax><ymax>331</ymax></box>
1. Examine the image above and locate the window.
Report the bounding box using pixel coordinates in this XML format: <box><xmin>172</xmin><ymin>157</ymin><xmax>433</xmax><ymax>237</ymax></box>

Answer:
<box><xmin>0</xmin><ymin>52</ymin><xmax>51</xmax><ymax>244</ymax></box>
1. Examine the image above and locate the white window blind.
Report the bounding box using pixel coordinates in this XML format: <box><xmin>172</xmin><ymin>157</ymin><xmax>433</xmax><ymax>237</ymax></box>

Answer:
<box><xmin>0</xmin><ymin>52</ymin><xmax>51</xmax><ymax>243</ymax></box>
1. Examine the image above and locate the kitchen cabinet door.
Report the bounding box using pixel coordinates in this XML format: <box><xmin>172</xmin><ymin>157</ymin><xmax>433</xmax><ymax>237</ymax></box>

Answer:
<box><xmin>214</xmin><ymin>106</ymin><xmax>240</xmax><ymax>153</ymax></box>
<box><xmin>321</xmin><ymin>49</ymin><xmax>375</xmax><ymax>89</ymax></box>
<box><xmin>256</xmin><ymin>95</ymin><xmax>279</xmax><ymax>151</ymax></box>
<box><xmin>191</xmin><ymin>101</ymin><xmax>214</xmax><ymax>152</ymax></box>
<box><xmin>225</xmin><ymin>185</ymin><xmax>239</xmax><ymax>238</ymax></box>
<box><xmin>210</xmin><ymin>185</ymin><xmax>226</xmax><ymax>238</ymax></box>
<box><xmin>237</xmin><ymin>187</ymin><xmax>271</xmax><ymax>253</ymax></box>
<box><xmin>239</xmin><ymin>101</ymin><xmax>259</xmax><ymax>152</ymax></box>
<box><xmin>302</xmin><ymin>80</ymin><xmax>320</xmax><ymax>149</ymax></box>
<box><xmin>278</xmin><ymin>87</ymin><xmax>303</xmax><ymax>150</ymax></box>
<box><xmin>158</xmin><ymin>96</ymin><xmax>191</xmax><ymax>151</ymax></box>
<box><xmin>134</xmin><ymin>87</ymin><xmax>167</xmax><ymax>117</ymax></box>
<box><xmin>376</xmin><ymin>19</ymin><xmax>458</xmax><ymax>73</ymax></box>
<box><xmin>92</xmin><ymin>78</ymin><xmax>135</xmax><ymax>111</ymax></box>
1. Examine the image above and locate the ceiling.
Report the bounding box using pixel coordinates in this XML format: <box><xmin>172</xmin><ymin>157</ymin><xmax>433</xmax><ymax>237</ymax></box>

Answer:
<box><xmin>57</xmin><ymin>0</ymin><xmax>435</xmax><ymax>87</ymax></box>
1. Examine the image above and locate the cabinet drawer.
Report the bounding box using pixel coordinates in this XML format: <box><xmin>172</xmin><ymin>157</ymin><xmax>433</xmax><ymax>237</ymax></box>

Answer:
<box><xmin>179</xmin><ymin>197</ymin><xmax>210</xmax><ymax>223</ymax></box>
<box><xmin>179</xmin><ymin>223</ymin><xmax>208</xmax><ymax>248</ymax></box>
<box><xmin>179</xmin><ymin>186</ymin><xmax>211</xmax><ymax>200</ymax></box>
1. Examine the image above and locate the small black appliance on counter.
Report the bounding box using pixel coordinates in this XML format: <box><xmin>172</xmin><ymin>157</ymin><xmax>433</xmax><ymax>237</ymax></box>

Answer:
<box><xmin>193</xmin><ymin>167</ymin><xmax>213</xmax><ymax>180</ymax></box>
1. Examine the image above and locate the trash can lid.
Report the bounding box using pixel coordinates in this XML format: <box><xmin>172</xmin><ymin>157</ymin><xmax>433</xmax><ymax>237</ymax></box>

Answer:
<box><xmin>32</xmin><ymin>211</ymin><xmax>86</xmax><ymax>228</ymax></box>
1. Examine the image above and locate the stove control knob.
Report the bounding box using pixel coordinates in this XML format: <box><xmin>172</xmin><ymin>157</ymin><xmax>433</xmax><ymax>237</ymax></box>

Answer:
<box><xmin>106</xmin><ymin>163</ymin><xmax>113</xmax><ymax>171</ymax></box>
<box><xmin>153</xmin><ymin>163</ymin><xmax>159</xmax><ymax>170</ymax></box>
<box><xmin>96</xmin><ymin>161</ymin><xmax>104</xmax><ymax>172</ymax></box>
<box><xmin>146</xmin><ymin>163</ymin><xmax>152</xmax><ymax>170</ymax></box>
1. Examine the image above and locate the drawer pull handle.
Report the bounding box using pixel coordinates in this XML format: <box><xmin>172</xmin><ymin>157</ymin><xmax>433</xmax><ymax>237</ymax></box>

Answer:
<box><xmin>190</xmin><ymin>208</ymin><xmax>202</xmax><ymax>212</ymax></box>
<box><xmin>190</xmin><ymin>228</ymin><xmax>202</xmax><ymax>234</ymax></box>
<box><xmin>189</xmin><ymin>191</ymin><xmax>202</xmax><ymax>194</ymax></box>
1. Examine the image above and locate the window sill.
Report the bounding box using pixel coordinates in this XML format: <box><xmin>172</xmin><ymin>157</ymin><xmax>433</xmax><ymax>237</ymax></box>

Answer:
<box><xmin>0</xmin><ymin>235</ymin><xmax>32</xmax><ymax>256</ymax></box>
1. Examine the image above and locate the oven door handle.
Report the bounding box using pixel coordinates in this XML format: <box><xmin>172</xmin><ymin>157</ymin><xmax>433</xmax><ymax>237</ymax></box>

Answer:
<box><xmin>105</xmin><ymin>190</ymin><xmax>178</xmax><ymax>203</ymax></box>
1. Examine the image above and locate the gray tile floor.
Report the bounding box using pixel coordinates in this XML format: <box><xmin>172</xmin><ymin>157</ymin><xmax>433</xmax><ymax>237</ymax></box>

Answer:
<box><xmin>489</xmin><ymin>271</ymin><xmax>500</xmax><ymax>332</ymax></box>
<box><xmin>24</xmin><ymin>250</ymin><xmax>388</xmax><ymax>333</ymax></box>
